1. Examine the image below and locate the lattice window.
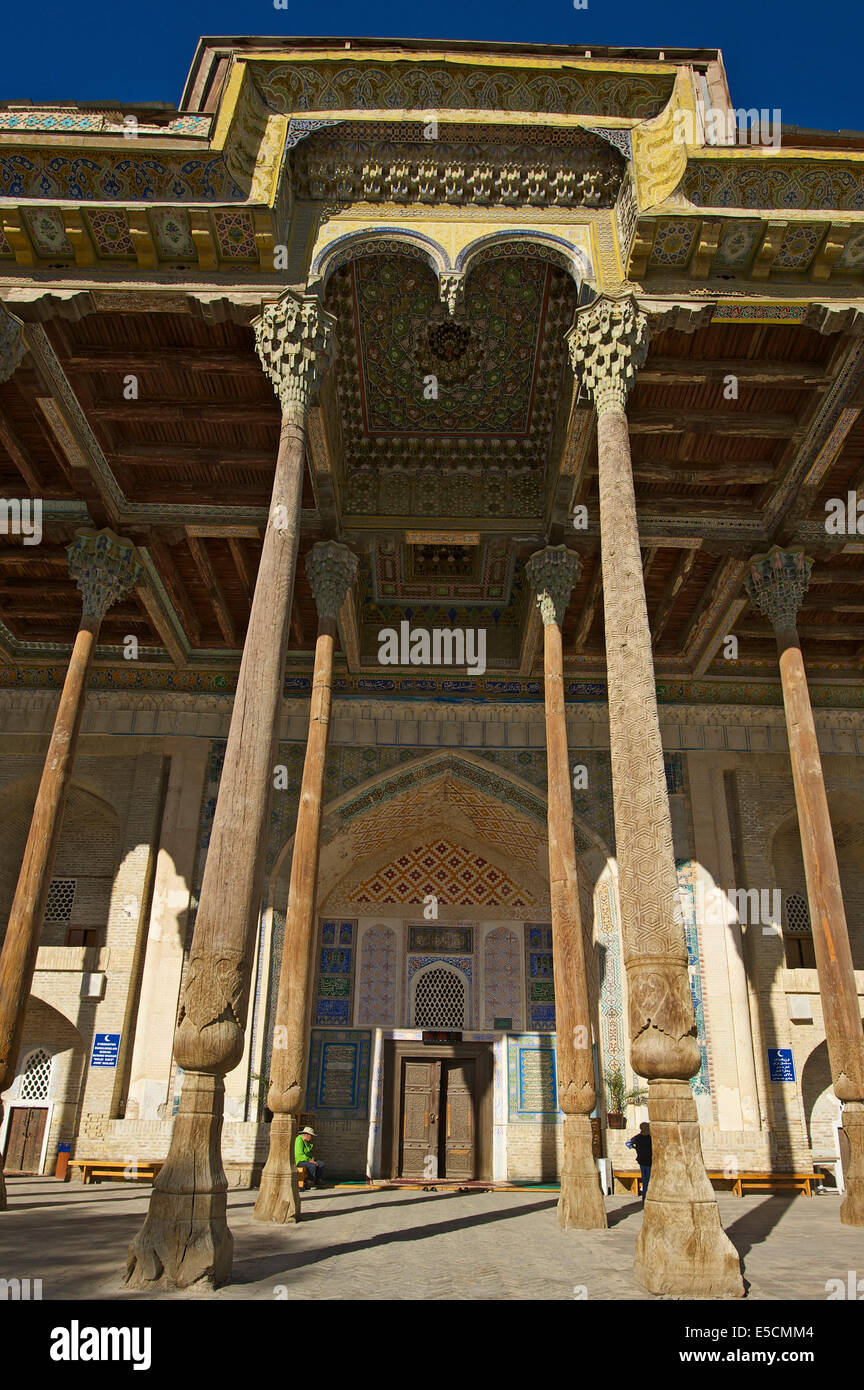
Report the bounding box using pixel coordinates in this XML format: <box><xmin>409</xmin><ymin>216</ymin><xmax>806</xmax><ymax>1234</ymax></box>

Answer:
<box><xmin>413</xmin><ymin>967</ymin><xmax>466</xmax><ymax>1029</ymax></box>
<box><xmin>785</xmin><ymin>893</ymin><xmax>812</xmax><ymax>935</ymax></box>
<box><xmin>44</xmin><ymin>878</ymin><xmax>76</xmax><ymax>923</ymax></box>
<box><xmin>20</xmin><ymin>1048</ymin><xmax>51</xmax><ymax>1101</ymax></box>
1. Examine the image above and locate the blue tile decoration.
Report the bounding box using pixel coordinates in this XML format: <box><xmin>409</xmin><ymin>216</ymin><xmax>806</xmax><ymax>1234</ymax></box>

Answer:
<box><xmin>307</xmin><ymin>1029</ymin><xmax>372</xmax><ymax>1119</ymax></box>
<box><xmin>529</xmin><ymin>1003</ymin><xmax>556</xmax><ymax>1029</ymax></box>
<box><xmin>507</xmin><ymin>1035</ymin><xmax>561</xmax><ymax>1122</ymax></box>
<box><xmin>322</xmin><ymin>923</ymin><xmax>335</xmax><ymax>944</ymax></box>
<box><xmin>314</xmin><ymin>998</ymin><xmax>350</xmax><ymax>1025</ymax></box>
<box><xmin>664</xmin><ymin>754</ymin><xmax>684</xmax><ymax>795</ymax></box>
<box><xmin>676</xmin><ymin>860</ymin><xmax>711</xmax><ymax>1097</ymax></box>
<box><xmin>339</xmin><ymin>922</ymin><xmax>354</xmax><ymax>944</ymax></box>
<box><xmin>320</xmin><ymin>947</ymin><xmax>351</xmax><ymax>974</ymax></box>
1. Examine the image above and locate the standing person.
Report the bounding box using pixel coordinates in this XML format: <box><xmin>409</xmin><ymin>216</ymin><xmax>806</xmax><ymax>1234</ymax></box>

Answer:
<box><xmin>294</xmin><ymin>1126</ymin><xmax>324</xmax><ymax>1188</ymax></box>
<box><xmin>626</xmin><ymin>1122</ymin><xmax>652</xmax><ymax>1202</ymax></box>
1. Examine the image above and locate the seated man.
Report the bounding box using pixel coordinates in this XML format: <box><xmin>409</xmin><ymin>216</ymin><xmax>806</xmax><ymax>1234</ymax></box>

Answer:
<box><xmin>294</xmin><ymin>1125</ymin><xmax>324</xmax><ymax>1188</ymax></box>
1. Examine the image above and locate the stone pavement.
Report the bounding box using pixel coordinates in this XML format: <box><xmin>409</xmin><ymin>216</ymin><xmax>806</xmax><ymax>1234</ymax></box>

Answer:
<box><xmin>1</xmin><ymin>1176</ymin><xmax>863</xmax><ymax>1300</ymax></box>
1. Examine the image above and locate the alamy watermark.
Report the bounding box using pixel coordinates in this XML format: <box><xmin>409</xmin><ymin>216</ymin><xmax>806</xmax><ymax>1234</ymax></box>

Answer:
<box><xmin>674</xmin><ymin>884</ymin><xmax>782</xmax><ymax>930</ymax></box>
<box><xmin>0</xmin><ymin>497</ymin><xmax>42</xmax><ymax>546</ymax></box>
<box><xmin>673</xmin><ymin>107</ymin><xmax>782</xmax><ymax>150</ymax></box>
<box><xmin>378</xmin><ymin>621</ymin><xmax>486</xmax><ymax>676</ymax></box>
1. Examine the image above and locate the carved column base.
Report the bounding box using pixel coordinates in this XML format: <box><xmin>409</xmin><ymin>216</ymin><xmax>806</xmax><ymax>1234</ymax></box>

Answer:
<box><xmin>125</xmin><ymin>1073</ymin><xmax>232</xmax><ymax>1289</ymax></box>
<box><xmin>840</xmin><ymin>1103</ymin><xmax>864</xmax><ymax>1226</ymax></box>
<box><xmin>558</xmin><ymin>1114</ymin><xmax>607</xmax><ymax>1230</ymax></box>
<box><xmin>254</xmin><ymin>1113</ymin><xmax>300</xmax><ymax>1223</ymax></box>
<box><xmin>634</xmin><ymin>1081</ymin><xmax>743</xmax><ymax>1298</ymax></box>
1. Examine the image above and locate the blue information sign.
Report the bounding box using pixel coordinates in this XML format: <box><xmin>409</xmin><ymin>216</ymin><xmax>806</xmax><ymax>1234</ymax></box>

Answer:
<box><xmin>90</xmin><ymin>1033</ymin><xmax>121</xmax><ymax>1068</ymax></box>
<box><xmin>767</xmin><ymin>1047</ymin><xmax>796</xmax><ymax>1082</ymax></box>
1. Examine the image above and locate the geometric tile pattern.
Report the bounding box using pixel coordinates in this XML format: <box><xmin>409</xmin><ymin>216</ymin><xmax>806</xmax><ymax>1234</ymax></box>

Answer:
<box><xmin>24</xmin><ymin>207</ymin><xmax>73</xmax><ymax>257</ymax></box>
<box><xmin>347</xmin><ymin>839</ymin><xmax>535</xmax><ymax>909</ymax></box>
<box><xmin>648</xmin><ymin>219</ymin><xmax>697</xmax><ymax>268</ymax></box>
<box><xmin>483</xmin><ymin>925</ymin><xmax>524</xmax><ymax>1029</ymax></box>
<box><xmin>213</xmin><ymin>210</ymin><xmax>257</xmax><ymax>260</ymax></box>
<box><xmin>595</xmin><ymin>874</ymin><xmax>626</xmax><ymax>1080</ymax></box>
<box><xmin>151</xmin><ymin>208</ymin><xmax>196</xmax><ymax>259</ymax></box>
<box><xmin>87</xmin><ymin>209</ymin><xmax>135</xmax><ymax>257</ymax></box>
<box><xmin>356</xmin><ymin>924</ymin><xmax>398</xmax><ymax>1025</ymax></box>
<box><xmin>773</xmin><ymin>223</ymin><xmax>823</xmax><ymax>271</ymax></box>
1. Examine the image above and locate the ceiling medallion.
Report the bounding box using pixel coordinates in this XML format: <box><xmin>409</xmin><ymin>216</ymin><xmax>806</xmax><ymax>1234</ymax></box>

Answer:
<box><xmin>413</xmin><ymin>311</ymin><xmax>485</xmax><ymax>387</ymax></box>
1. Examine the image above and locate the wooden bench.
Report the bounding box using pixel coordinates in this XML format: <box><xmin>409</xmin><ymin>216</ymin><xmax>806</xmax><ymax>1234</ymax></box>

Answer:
<box><xmin>69</xmin><ymin>1159</ymin><xmax>163</xmax><ymax>1185</ymax></box>
<box><xmin>733</xmin><ymin>1171</ymin><xmax>819</xmax><ymax>1197</ymax></box>
<box><xmin>614</xmin><ymin>1168</ymin><xmax>819</xmax><ymax>1197</ymax></box>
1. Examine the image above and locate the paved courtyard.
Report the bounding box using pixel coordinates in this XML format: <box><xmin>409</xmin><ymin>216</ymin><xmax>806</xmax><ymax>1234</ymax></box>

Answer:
<box><xmin>2</xmin><ymin>1176</ymin><xmax>863</xmax><ymax>1300</ymax></box>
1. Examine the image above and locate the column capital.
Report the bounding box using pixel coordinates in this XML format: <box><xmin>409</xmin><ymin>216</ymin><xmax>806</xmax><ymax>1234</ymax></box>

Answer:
<box><xmin>0</xmin><ymin>302</ymin><xmax>26</xmax><ymax>384</ymax></box>
<box><xmin>254</xmin><ymin>292</ymin><xmax>336</xmax><ymax>416</ymax></box>
<box><xmin>306</xmin><ymin>540</ymin><xmax>358</xmax><ymax>622</ymax></box>
<box><xmin>67</xmin><ymin>528</ymin><xmax>140</xmax><ymax>622</ymax></box>
<box><xmin>744</xmin><ymin>545</ymin><xmax>812</xmax><ymax>632</ymax></box>
<box><xmin>566</xmin><ymin>293</ymin><xmax>649</xmax><ymax>416</ymax></box>
<box><xmin>525</xmin><ymin>545</ymin><xmax>583</xmax><ymax>627</ymax></box>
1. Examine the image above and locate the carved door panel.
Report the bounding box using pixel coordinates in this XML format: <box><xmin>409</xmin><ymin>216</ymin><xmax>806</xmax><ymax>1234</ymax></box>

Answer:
<box><xmin>4</xmin><ymin>1107</ymin><xmax>47</xmax><ymax>1173</ymax></box>
<box><xmin>399</xmin><ymin>1059</ymin><xmax>441</xmax><ymax>1179</ymax></box>
<box><xmin>442</xmin><ymin>1060</ymin><xmax>475</xmax><ymax>1180</ymax></box>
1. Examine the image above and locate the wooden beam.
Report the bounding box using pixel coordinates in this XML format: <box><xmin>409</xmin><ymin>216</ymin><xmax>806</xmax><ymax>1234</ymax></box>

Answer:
<box><xmin>651</xmin><ymin>549</ymin><xmax>699</xmax><ymax>646</ymax></box>
<box><xmin>133</xmin><ymin>574</ymin><xmax>187</xmax><ymax>668</ymax></box>
<box><xmin>639</xmin><ymin>359</ymin><xmax>831</xmax><ymax>388</ymax></box>
<box><xmin>628</xmin><ymin>409</ymin><xmax>799</xmax><ymax>437</ymax></box>
<box><xmin>0</xmin><ymin>409</ymin><xmax>44</xmax><ymax>492</ymax></box>
<box><xmin>289</xmin><ymin>595</ymin><xmax>304</xmax><ymax>649</ymax></box>
<box><xmin>146</xmin><ymin>538</ymin><xmax>202</xmax><ymax>646</ymax></box>
<box><xmin>751</xmin><ymin>221</ymin><xmax>787</xmax><ymax>280</ymax></box>
<box><xmin>572</xmin><ymin>558</ymin><xmax>602</xmax><ymax>651</ymax></box>
<box><xmin>112</xmin><ymin>445</ymin><xmax>276</xmax><ymax>469</ymax></box>
<box><xmin>187</xmin><ymin>524</ymin><xmax>261</xmax><ymax>540</ymax></box>
<box><xmin>91</xmin><ymin>402</ymin><xmax>275</xmax><ymax>425</ymax></box>
<box><xmin>186</xmin><ymin>533</ymin><xmax>237</xmax><ymax>646</ymax></box>
<box><xmin>809</xmin><ymin>223</ymin><xmax>852</xmax><ymax>283</ymax></box>
<box><xmin>689</xmin><ymin>219</ymin><xmax>723</xmax><ymax>279</ymax></box>
<box><xmin>738</xmin><ymin>623</ymin><xmax>864</xmax><ymax>642</ymax></box>
<box><xmin>626</xmin><ymin>461</ymin><xmax>776</xmax><ymax>486</ymax></box>
<box><xmin>65</xmin><ymin>349</ymin><xmax>256</xmax><ymax>376</ymax></box>
<box><xmin>228</xmin><ymin>538</ymin><xmax>255</xmax><ymax>601</ymax></box>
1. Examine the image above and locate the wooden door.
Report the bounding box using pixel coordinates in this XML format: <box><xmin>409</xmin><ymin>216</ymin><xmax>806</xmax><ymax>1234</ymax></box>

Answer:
<box><xmin>399</xmin><ymin>1059</ymin><xmax>441</xmax><ymax>1179</ymax></box>
<box><xmin>442</xmin><ymin>1060</ymin><xmax>475</xmax><ymax>1180</ymax></box>
<box><xmin>4</xmin><ymin>1107</ymin><xmax>47</xmax><ymax>1173</ymax></box>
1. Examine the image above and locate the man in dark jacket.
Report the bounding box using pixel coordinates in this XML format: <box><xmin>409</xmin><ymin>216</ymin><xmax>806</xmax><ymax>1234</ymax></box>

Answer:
<box><xmin>626</xmin><ymin>1122</ymin><xmax>652</xmax><ymax>1202</ymax></box>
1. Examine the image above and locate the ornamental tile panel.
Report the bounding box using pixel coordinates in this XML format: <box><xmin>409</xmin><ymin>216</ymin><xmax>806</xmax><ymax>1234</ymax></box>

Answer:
<box><xmin>773</xmin><ymin>222</ymin><xmax>823</xmax><ymax>270</ymax></box>
<box><xmin>356</xmin><ymin>924</ymin><xmax>398</xmax><ymax>1025</ymax></box>
<box><xmin>347</xmin><ymin>838</ymin><xmax>535</xmax><ymax>909</ymax></box>
<box><xmin>152</xmin><ymin>208</ymin><xmax>196</xmax><ymax>259</ymax></box>
<box><xmin>213</xmin><ymin>210</ymin><xmax>257</xmax><ymax>261</ymax></box>
<box><xmin>0</xmin><ymin>150</ymin><xmax>245</xmax><ymax>201</ymax></box>
<box><xmin>23</xmin><ymin>207</ymin><xmax>72</xmax><ymax>257</ymax></box>
<box><xmin>86</xmin><ymin>209</ymin><xmax>135</xmax><ymax>257</ymax></box>
<box><xmin>647</xmin><ymin>219</ymin><xmax>697</xmax><ymax>268</ymax></box>
<box><xmin>710</xmin><ymin>219</ymin><xmax>762</xmax><ymax>271</ymax></box>
<box><xmin>483</xmin><ymin>925</ymin><xmax>523</xmax><ymax>1029</ymax></box>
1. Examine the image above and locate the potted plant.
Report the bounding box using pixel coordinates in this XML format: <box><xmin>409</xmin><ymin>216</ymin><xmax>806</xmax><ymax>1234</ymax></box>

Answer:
<box><xmin>605</xmin><ymin>1065</ymin><xmax>647</xmax><ymax>1129</ymax></box>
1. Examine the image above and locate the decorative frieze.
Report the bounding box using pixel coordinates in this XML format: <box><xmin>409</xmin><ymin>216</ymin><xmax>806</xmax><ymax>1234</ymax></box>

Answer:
<box><xmin>254</xmin><ymin>292</ymin><xmax>335</xmax><ymax>414</ymax></box>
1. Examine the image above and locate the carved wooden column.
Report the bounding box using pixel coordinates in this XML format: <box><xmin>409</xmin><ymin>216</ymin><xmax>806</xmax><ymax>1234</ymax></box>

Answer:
<box><xmin>126</xmin><ymin>293</ymin><xmax>334</xmax><ymax>1288</ymax></box>
<box><xmin>746</xmin><ymin>547</ymin><xmax>864</xmax><ymax>1225</ymax></box>
<box><xmin>255</xmin><ymin>540</ymin><xmax>357</xmax><ymax>1223</ymax></box>
<box><xmin>568</xmin><ymin>295</ymin><xmax>743</xmax><ymax>1296</ymax></box>
<box><xmin>525</xmin><ymin>545</ymin><xmax>607</xmax><ymax>1229</ymax></box>
<box><xmin>0</xmin><ymin>529</ymin><xmax>139</xmax><ymax>1209</ymax></box>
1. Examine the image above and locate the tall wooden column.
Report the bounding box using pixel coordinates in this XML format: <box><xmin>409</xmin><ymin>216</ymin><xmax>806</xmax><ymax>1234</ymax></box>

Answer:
<box><xmin>0</xmin><ymin>529</ymin><xmax>139</xmax><ymax>1209</ymax></box>
<box><xmin>525</xmin><ymin>545</ymin><xmax>607</xmax><ymax>1229</ymax></box>
<box><xmin>126</xmin><ymin>294</ymin><xmax>334</xmax><ymax>1288</ymax></box>
<box><xmin>568</xmin><ymin>295</ymin><xmax>743</xmax><ymax>1296</ymax></box>
<box><xmin>255</xmin><ymin>540</ymin><xmax>357</xmax><ymax>1223</ymax></box>
<box><xmin>745</xmin><ymin>547</ymin><xmax>864</xmax><ymax>1225</ymax></box>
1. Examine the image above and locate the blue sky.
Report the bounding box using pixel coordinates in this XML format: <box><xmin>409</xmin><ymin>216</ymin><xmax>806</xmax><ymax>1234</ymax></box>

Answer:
<box><xmin>2</xmin><ymin>0</ymin><xmax>862</xmax><ymax>132</ymax></box>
